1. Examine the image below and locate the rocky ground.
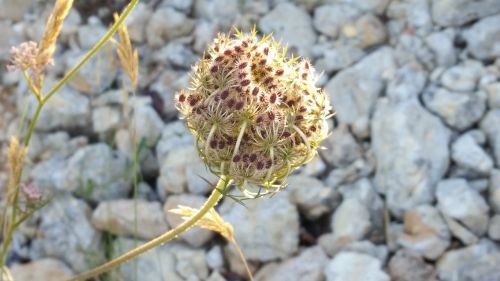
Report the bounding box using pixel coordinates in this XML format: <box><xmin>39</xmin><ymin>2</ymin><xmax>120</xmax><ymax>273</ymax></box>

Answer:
<box><xmin>1</xmin><ymin>0</ymin><xmax>500</xmax><ymax>280</ymax></box>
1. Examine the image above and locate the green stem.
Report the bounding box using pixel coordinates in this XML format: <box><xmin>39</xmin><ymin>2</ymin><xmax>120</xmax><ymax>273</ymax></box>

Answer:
<box><xmin>42</xmin><ymin>0</ymin><xmax>140</xmax><ymax>104</ymax></box>
<box><xmin>69</xmin><ymin>175</ymin><xmax>231</xmax><ymax>281</ymax></box>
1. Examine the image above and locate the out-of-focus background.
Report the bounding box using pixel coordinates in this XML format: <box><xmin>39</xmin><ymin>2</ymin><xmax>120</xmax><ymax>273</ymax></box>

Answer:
<box><xmin>0</xmin><ymin>0</ymin><xmax>500</xmax><ymax>280</ymax></box>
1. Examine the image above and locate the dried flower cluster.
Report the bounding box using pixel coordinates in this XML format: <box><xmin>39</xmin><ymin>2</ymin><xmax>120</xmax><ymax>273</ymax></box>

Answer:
<box><xmin>176</xmin><ymin>30</ymin><xmax>331</xmax><ymax>195</ymax></box>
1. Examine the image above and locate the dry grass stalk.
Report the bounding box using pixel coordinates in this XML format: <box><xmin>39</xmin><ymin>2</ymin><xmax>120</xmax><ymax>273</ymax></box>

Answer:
<box><xmin>170</xmin><ymin>205</ymin><xmax>254</xmax><ymax>281</ymax></box>
<box><xmin>113</xmin><ymin>13</ymin><xmax>139</xmax><ymax>91</ymax></box>
<box><xmin>37</xmin><ymin>0</ymin><xmax>74</xmax><ymax>68</ymax></box>
<box><xmin>6</xmin><ymin>137</ymin><xmax>27</xmax><ymax>205</ymax></box>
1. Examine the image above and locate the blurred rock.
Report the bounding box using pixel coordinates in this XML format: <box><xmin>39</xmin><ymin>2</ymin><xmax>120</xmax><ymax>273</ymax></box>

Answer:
<box><xmin>372</xmin><ymin>98</ymin><xmax>450</xmax><ymax>217</ymax></box>
<box><xmin>92</xmin><ymin>106</ymin><xmax>121</xmax><ymax>134</ymax></box>
<box><xmin>320</xmin><ymin>124</ymin><xmax>362</xmax><ymax>167</ymax></box>
<box><xmin>313</xmin><ymin>4</ymin><xmax>362</xmax><ymax>38</ymax></box>
<box><xmin>490</xmin><ymin>170</ymin><xmax>500</xmax><ymax>213</ymax></box>
<box><xmin>299</xmin><ymin>156</ymin><xmax>327</xmax><ymax>177</ymax></box>
<box><xmin>463</xmin><ymin>14</ymin><xmax>500</xmax><ymax>60</ymax></box>
<box><xmin>441</xmin><ymin>61</ymin><xmax>484</xmax><ymax>92</ymax></box>
<box><xmin>124</xmin><ymin>2</ymin><xmax>151</xmax><ymax>43</ymax></box>
<box><xmin>132</xmin><ymin>104</ymin><xmax>164</xmax><ymax>147</ymax></box>
<box><xmin>324</xmin><ymin>252</ymin><xmax>389</xmax><ymax>281</ymax></box>
<box><xmin>156</xmin><ymin>121</ymin><xmax>193</xmax><ymax>163</ymax></box>
<box><xmin>154</xmin><ymin>41</ymin><xmax>198</xmax><ymax>69</ymax></box>
<box><xmin>328</xmin><ymin>0</ymin><xmax>390</xmax><ymax>14</ymax></box>
<box><xmin>341</xmin><ymin>14</ymin><xmax>387</xmax><ymax>49</ymax></box>
<box><xmin>315</xmin><ymin>45</ymin><xmax>365</xmax><ymax>73</ymax></box>
<box><xmin>221</xmin><ymin>192</ymin><xmax>299</xmax><ymax>261</ymax></box>
<box><xmin>386</xmin><ymin>0</ymin><xmax>432</xmax><ymax>35</ymax></box>
<box><xmin>10</xmin><ymin>258</ymin><xmax>73</xmax><ymax>281</ymax></box>
<box><xmin>146</xmin><ymin>7</ymin><xmax>194</xmax><ymax>48</ymax></box>
<box><xmin>259</xmin><ymin>2</ymin><xmax>316</xmax><ymax>56</ymax></box>
<box><xmin>115</xmin><ymin>238</ymin><xmax>208</xmax><ymax>281</ymax></box>
<box><xmin>488</xmin><ymin>214</ymin><xmax>500</xmax><ymax>240</ymax></box>
<box><xmin>451</xmin><ymin>134</ymin><xmax>493</xmax><ymax>175</ymax></box>
<box><xmin>77</xmin><ymin>17</ymin><xmax>106</xmax><ymax>50</ymax></box>
<box><xmin>432</xmin><ymin>0</ymin><xmax>500</xmax><ymax>27</ymax></box>
<box><xmin>388</xmin><ymin>250</ymin><xmax>437</xmax><ymax>281</ymax></box>
<box><xmin>436</xmin><ymin>178</ymin><xmax>489</xmax><ymax>235</ymax></box>
<box><xmin>331</xmin><ymin>198</ymin><xmax>371</xmax><ymax>241</ymax></box>
<box><xmin>443</xmin><ymin>214</ymin><xmax>479</xmax><ymax>245</ymax></box>
<box><xmin>162</xmin><ymin>0</ymin><xmax>193</xmax><ymax>13</ymax></box>
<box><xmin>437</xmin><ymin>240</ymin><xmax>500</xmax><ymax>281</ymax></box>
<box><xmin>286</xmin><ymin>175</ymin><xmax>340</xmax><ymax>219</ymax></box>
<box><xmin>206</xmin><ymin>245</ymin><xmax>224</xmax><ymax>270</ymax></box>
<box><xmin>398</xmin><ymin>205</ymin><xmax>450</xmax><ymax>260</ymax></box>
<box><xmin>422</xmin><ymin>87</ymin><xmax>486</xmax><ymax>131</ymax></box>
<box><xmin>425</xmin><ymin>29</ymin><xmax>457</xmax><ymax>67</ymax></box>
<box><xmin>386</xmin><ymin>63</ymin><xmax>427</xmax><ymax>102</ymax></box>
<box><xmin>149</xmin><ymin>69</ymin><xmax>190</xmax><ymax>117</ymax></box>
<box><xmin>30</xmin><ymin>196</ymin><xmax>102</xmax><ymax>272</ymax></box>
<box><xmin>0</xmin><ymin>0</ymin><xmax>32</xmax><ymax>21</ymax></box>
<box><xmin>485</xmin><ymin>82</ymin><xmax>500</xmax><ymax>109</ymax></box>
<box><xmin>92</xmin><ymin>199</ymin><xmax>169</xmax><ymax>239</ymax></box>
<box><xmin>255</xmin><ymin>246</ymin><xmax>328</xmax><ymax>281</ymax></box>
<box><xmin>194</xmin><ymin>0</ymin><xmax>239</xmax><ymax>28</ymax></box>
<box><xmin>325</xmin><ymin>158</ymin><xmax>374</xmax><ymax>188</ymax></box>
<box><xmin>63</xmin><ymin>143</ymin><xmax>131</xmax><ymax>201</ymax></box>
<box><xmin>326</xmin><ymin>47</ymin><xmax>396</xmax><ymax>138</ymax></box>
<box><xmin>193</xmin><ymin>20</ymin><xmax>218</xmax><ymax>53</ymax></box>
<box><xmin>481</xmin><ymin>109</ymin><xmax>500</xmax><ymax>165</ymax></box>
<box><xmin>164</xmin><ymin>194</ymin><xmax>214</xmax><ymax>247</ymax></box>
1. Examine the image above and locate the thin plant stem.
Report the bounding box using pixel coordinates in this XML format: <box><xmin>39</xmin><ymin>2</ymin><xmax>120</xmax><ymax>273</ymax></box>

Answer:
<box><xmin>69</xmin><ymin>175</ymin><xmax>232</xmax><ymax>281</ymax></box>
<box><xmin>41</xmin><ymin>0</ymin><xmax>140</xmax><ymax>104</ymax></box>
<box><xmin>232</xmin><ymin>240</ymin><xmax>254</xmax><ymax>281</ymax></box>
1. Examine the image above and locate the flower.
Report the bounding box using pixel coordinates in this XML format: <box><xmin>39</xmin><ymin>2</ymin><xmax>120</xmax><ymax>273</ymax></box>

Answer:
<box><xmin>176</xmin><ymin>29</ymin><xmax>332</xmax><ymax>196</ymax></box>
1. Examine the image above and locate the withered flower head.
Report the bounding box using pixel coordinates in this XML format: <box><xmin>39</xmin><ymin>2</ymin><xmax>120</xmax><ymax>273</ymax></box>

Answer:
<box><xmin>176</xmin><ymin>29</ymin><xmax>331</xmax><ymax>196</ymax></box>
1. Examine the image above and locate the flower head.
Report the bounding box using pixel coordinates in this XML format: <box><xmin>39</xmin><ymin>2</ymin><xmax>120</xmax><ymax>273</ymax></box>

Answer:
<box><xmin>176</xmin><ymin>30</ymin><xmax>332</xmax><ymax>196</ymax></box>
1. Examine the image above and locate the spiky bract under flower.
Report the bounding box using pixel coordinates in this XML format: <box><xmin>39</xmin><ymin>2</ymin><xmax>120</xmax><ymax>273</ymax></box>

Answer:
<box><xmin>176</xmin><ymin>30</ymin><xmax>331</xmax><ymax>196</ymax></box>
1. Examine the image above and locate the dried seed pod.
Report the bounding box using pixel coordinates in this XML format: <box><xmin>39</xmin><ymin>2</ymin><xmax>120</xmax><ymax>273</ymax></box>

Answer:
<box><xmin>175</xmin><ymin>30</ymin><xmax>332</xmax><ymax>196</ymax></box>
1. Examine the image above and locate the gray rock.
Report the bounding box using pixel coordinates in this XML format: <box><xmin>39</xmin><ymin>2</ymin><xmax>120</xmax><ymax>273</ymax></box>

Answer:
<box><xmin>157</xmin><ymin>145</ymin><xmax>217</xmax><ymax>196</ymax></box>
<box><xmin>206</xmin><ymin>245</ymin><xmax>224</xmax><ymax>270</ymax></box>
<box><xmin>422</xmin><ymin>87</ymin><xmax>486</xmax><ymax>131</ymax></box>
<box><xmin>207</xmin><ymin>271</ymin><xmax>227</xmax><ymax>281</ymax></box>
<box><xmin>463</xmin><ymin>14</ymin><xmax>500</xmax><ymax>60</ymax></box>
<box><xmin>146</xmin><ymin>7</ymin><xmax>194</xmax><ymax>48</ymax></box>
<box><xmin>164</xmin><ymin>194</ymin><xmax>214</xmax><ymax>247</ymax></box>
<box><xmin>65</xmin><ymin>45</ymin><xmax>118</xmax><ymax>95</ymax></box>
<box><xmin>132</xmin><ymin>104</ymin><xmax>164</xmax><ymax>147</ymax></box>
<box><xmin>485</xmin><ymin>82</ymin><xmax>500</xmax><ymax>109</ymax></box>
<box><xmin>386</xmin><ymin>0</ymin><xmax>432</xmax><ymax>35</ymax></box>
<box><xmin>436</xmin><ymin>178</ymin><xmax>489</xmax><ymax>235</ymax></box>
<box><xmin>490</xmin><ymin>170</ymin><xmax>500</xmax><ymax>213</ymax></box>
<box><xmin>10</xmin><ymin>258</ymin><xmax>74</xmax><ymax>281</ymax></box>
<box><xmin>0</xmin><ymin>20</ymin><xmax>23</xmax><ymax>58</ymax></box>
<box><xmin>259</xmin><ymin>3</ymin><xmax>316</xmax><ymax>56</ymax></box>
<box><xmin>153</xmin><ymin>42</ymin><xmax>198</xmax><ymax>69</ymax></box>
<box><xmin>324</xmin><ymin>252</ymin><xmax>389</xmax><ymax>281</ymax></box>
<box><xmin>92</xmin><ymin>199</ymin><xmax>169</xmax><ymax>239</ymax></box>
<box><xmin>150</xmin><ymin>69</ymin><xmax>190</xmax><ymax>117</ymax></box>
<box><xmin>320</xmin><ymin>124</ymin><xmax>362</xmax><ymax>167</ymax></box>
<box><xmin>286</xmin><ymin>175</ymin><xmax>340</xmax><ymax>219</ymax></box>
<box><xmin>161</xmin><ymin>0</ymin><xmax>193</xmax><ymax>13</ymax></box>
<box><xmin>63</xmin><ymin>143</ymin><xmax>131</xmax><ymax>201</ymax></box>
<box><xmin>398</xmin><ymin>205</ymin><xmax>451</xmax><ymax>260</ymax></box>
<box><xmin>437</xmin><ymin>240</ymin><xmax>500</xmax><ymax>281</ymax></box>
<box><xmin>221</xmin><ymin>192</ymin><xmax>299</xmax><ymax>261</ymax></box>
<box><xmin>394</xmin><ymin>34</ymin><xmax>435</xmax><ymax>70</ymax></box>
<box><xmin>440</xmin><ymin>61</ymin><xmax>485</xmax><ymax>92</ymax></box>
<box><xmin>326</xmin><ymin>0</ymin><xmax>390</xmax><ymax>14</ymax></box>
<box><xmin>325</xmin><ymin>158</ymin><xmax>375</xmax><ymax>188</ymax></box>
<box><xmin>299</xmin><ymin>156</ymin><xmax>327</xmax><ymax>177</ymax></box>
<box><xmin>30</xmin><ymin>196</ymin><xmax>102</xmax><ymax>272</ymax></box>
<box><xmin>156</xmin><ymin>121</ymin><xmax>194</xmax><ymax>163</ymax></box>
<box><xmin>451</xmin><ymin>134</ymin><xmax>493</xmax><ymax>175</ymax></box>
<box><xmin>19</xmin><ymin>84</ymin><xmax>90</xmax><ymax>131</ymax></box>
<box><xmin>341</xmin><ymin>14</ymin><xmax>387</xmax><ymax>49</ymax></box>
<box><xmin>431</xmin><ymin>0</ymin><xmax>500</xmax><ymax>27</ymax></box>
<box><xmin>386</xmin><ymin>63</ymin><xmax>427</xmax><ymax>102</ymax></box>
<box><xmin>194</xmin><ymin>0</ymin><xmax>240</xmax><ymax>28</ymax></box>
<box><xmin>331</xmin><ymin>198</ymin><xmax>371</xmax><ymax>241</ymax></box>
<box><xmin>425</xmin><ymin>29</ymin><xmax>457</xmax><ymax>67</ymax></box>
<box><xmin>77</xmin><ymin>17</ymin><xmax>107</xmax><ymax>50</ymax></box>
<box><xmin>193</xmin><ymin>20</ymin><xmax>218</xmax><ymax>53</ymax></box>
<box><xmin>313</xmin><ymin>4</ymin><xmax>362</xmax><ymax>38</ymax></box>
<box><xmin>481</xmin><ymin>110</ymin><xmax>500</xmax><ymax>165</ymax></box>
<box><xmin>388</xmin><ymin>249</ymin><xmax>437</xmax><ymax>281</ymax></box>
<box><xmin>372</xmin><ymin>98</ymin><xmax>451</xmax><ymax>216</ymax></box>
<box><xmin>124</xmin><ymin>2</ymin><xmax>151</xmax><ymax>43</ymax></box>
<box><xmin>92</xmin><ymin>106</ymin><xmax>121</xmax><ymax>133</ymax></box>
<box><xmin>443</xmin><ymin>214</ymin><xmax>479</xmax><ymax>245</ymax></box>
<box><xmin>255</xmin><ymin>246</ymin><xmax>328</xmax><ymax>281</ymax></box>
<box><xmin>0</xmin><ymin>0</ymin><xmax>32</xmax><ymax>21</ymax></box>
<box><xmin>488</xmin><ymin>214</ymin><xmax>500</xmax><ymax>240</ymax></box>
<box><xmin>342</xmin><ymin>241</ymin><xmax>389</xmax><ymax>263</ymax></box>
<box><xmin>316</xmin><ymin>45</ymin><xmax>365</xmax><ymax>73</ymax></box>
<box><xmin>326</xmin><ymin>47</ymin><xmax>396</xmax><ymax>138</ymax></box>
<box><xmin>114</xmin><ymin>238</ymin><xmax>208</xmax><ymax>281</ymax></box>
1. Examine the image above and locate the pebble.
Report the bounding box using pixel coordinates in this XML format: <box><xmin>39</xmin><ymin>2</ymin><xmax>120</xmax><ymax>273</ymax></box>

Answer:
<box><xmin>431</xmin><ymin>0</ymin><xmax>500</xmax><ymax>27</ymax></box>
<box><xmin>146</xmin><ymin>7</ymin><xmax>194</xmax><ymax>48</ymax></box>
<box><xmin>259</xmin><ymin>2</ymin><xmax>316</xmax><ymax>56</ymax></box>
<box><xmin>490</xmin><ymin>170</ymin><xmax>500</xmax><ymax>213</ymax></box>
<box><xmin>10</xmin><ymin>258</ymin><xmax>73</xmax><ymax>281</ymax></box>
<box><xmin>481</xmin><ymin>109</ymin><xmax>500</xmax><ymax>165</ymax></box>
<box><xmin>92</xmin><ymin>106</ymin><xmax>121</xmax><ymax>133</ymax></box>
<box><xmin>313</xmin><ymin>4</ymin><xmax>362</xmax><ymax>38</ymax></box>
<box><xmin>485</xmin><ymin>82</ymin><xmax>500</xmax><ymax>109</ymax></box>
<box><xmin>331</xmin><ymin>198</ymin><xmax>372</xmax><ymax>241</ymax></box>
<box><xmin>372</xmin><ymin>98</ymin><xmax>450</xmax><ymax>217</ymax></box>
<box><xmin>92</xmin><ymin>199</ymin><xmax>169</xmax><ymax>239</ymax></box>
<box><xmin>488</xmin><ymin>214</ymin><xmax>500</xmax><ymax>240</ymax></box>
<box><xmin>463</xmin><ymin>14</ymin><xmax>500</xmax><ymax>60</ymax></box>
<box><xmin>388</xmin><ymin>250</ymin><xmax>437</xmax><ymax>281</ymax></box>
<box><xmin>320</xmin><ymin>124</ymin><xmax>362</xmax><ymax>167</ymax></box>
<box><xmin>324</xmin><ymin>252</ymin><xmax>389</xmax><ymax>281</ymax></box>
<box><xmin>220</xmin><ymin>192</ymin><xmax>299</xmax><ymax>261</ymax></box>
<box><xmin>451</xmin><ymin>133</ymin><xmax>493</xmax><ymax>175</ymax></box>
<box><xmin>164</xmin><ymin>194</ymin><xmax>214</xmax><ymax>247</ymax></box>
<box><xmin>398</xmin><ymin>205</ymin><xmax>451</xmax><ymax>260</ymax></box>
<box><xmin>436</xmin><ymin>178</ymin><xmax>490</xmax><ymax>235</ymax></box>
